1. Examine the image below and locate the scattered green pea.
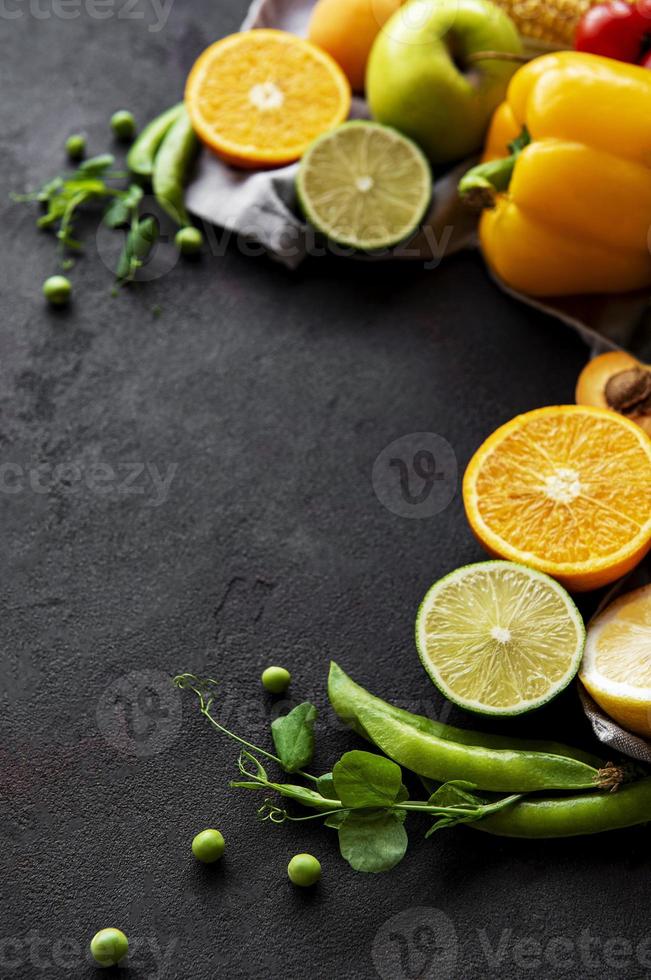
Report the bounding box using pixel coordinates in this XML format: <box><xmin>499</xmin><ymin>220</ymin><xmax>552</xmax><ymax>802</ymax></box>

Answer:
<box><xmin>90</xmin><ymin>928</ymin><xmax>129</xmax><ymax>967</ymax></box>
<box><xmin>191</xmin><ymin>828</ymin><xmax>225</xmax><ymax>863</ymax></box>
<box><xmin>288</xmin><ymin>853</ymin><xmax>321</xmax><ymax>887</ymax></box>
<box><xmin>42</xmin><ymin>275</ymin><xmax>71</xmax><ymax>306</ymax></box>
<box><xmin>175</xmin><ymin>226</ymin><xmax>204</xmax><ymax>255</ymax></box>
<box><xmin>65</xmin><ymin>133</ymin><xmax>86</xmax><ymax>160</ymax></box>
<box><xmin>111</xmin><ymin>110</ymin><xmax>136</xmax><ymax>141</ymax></box>
<box><xmin>261</xmin><ymin>666</ymin><xmax>291</xmax><ymax>694</ymax></box>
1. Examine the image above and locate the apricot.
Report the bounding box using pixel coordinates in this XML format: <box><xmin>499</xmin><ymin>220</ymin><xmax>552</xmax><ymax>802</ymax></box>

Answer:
<box><xmin>308</xmin><ymin>0</ymin><xmax>403</xmax><ymax>93</ymax></box>
<box><xmin>576</xmin><ymin>351</ymin><xmax>651</xmax><ymax>436</ymax></box>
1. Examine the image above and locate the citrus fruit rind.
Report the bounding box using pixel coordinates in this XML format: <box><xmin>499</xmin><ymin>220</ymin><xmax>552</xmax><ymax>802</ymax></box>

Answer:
<box><xmin>296</xmin><ymin>121</ymin><xmax>432</xmax><ymax>250</ymax></box>
<box><xmin>580</xmin><ymin>583</ymin><xmax>651</xmax><ymax>738</ymax></box>
<box><xmin>185</xmin><ymin>30</ymin><xmax>351</xmax><ymax>169</ymax></box>
<box><xmin>463</xmin><ymin>405</ymin><xmax>651</xmax><ymax>592</ymax></box>
<box><xmin>415</xmin><ymin>561</ymin><xmax>586</xmax><ymax>716</ymax></box>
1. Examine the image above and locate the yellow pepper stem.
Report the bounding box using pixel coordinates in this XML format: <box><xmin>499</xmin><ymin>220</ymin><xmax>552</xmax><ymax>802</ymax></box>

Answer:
<box><xmin>458</xmin><ymin>126</ymin><xmax>530</xmax><ymax>209</ymax></box>
<box><xmin>458</xmin><ymin>154</ymin><xmax>517</xmax><ymax>209</ymax></box>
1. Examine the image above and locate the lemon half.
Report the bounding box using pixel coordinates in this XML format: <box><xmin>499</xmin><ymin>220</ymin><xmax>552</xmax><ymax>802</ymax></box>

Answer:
<box><xmin>580</xmin><ymin>584</ymin><xmax>651</xmax><ymax>737</ymax></box>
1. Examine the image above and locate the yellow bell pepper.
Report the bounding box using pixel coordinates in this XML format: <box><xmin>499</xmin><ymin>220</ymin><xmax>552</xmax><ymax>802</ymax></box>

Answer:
<box><xmin>459</xmin><ymin>52</ymin><xmax>651</xmax><ymax>297</ymax></box>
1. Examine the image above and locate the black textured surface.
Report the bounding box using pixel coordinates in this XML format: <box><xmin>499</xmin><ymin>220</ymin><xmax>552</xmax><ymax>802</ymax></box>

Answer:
<box><xmin>2</xmin><ymin>4</ymin><xmax>650</xmax><ymax>980</ymax></box>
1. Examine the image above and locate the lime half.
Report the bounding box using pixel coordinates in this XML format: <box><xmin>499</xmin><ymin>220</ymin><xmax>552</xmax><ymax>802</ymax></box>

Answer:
<box><xmin>296</xmin><ymin>121</ymin><xmax>432</xmax><ymax>250</ymax></box>
<box><xmin>415</xmin><ymin>561</ymin><xmax>585</xmax><ymax>716</ymax></box>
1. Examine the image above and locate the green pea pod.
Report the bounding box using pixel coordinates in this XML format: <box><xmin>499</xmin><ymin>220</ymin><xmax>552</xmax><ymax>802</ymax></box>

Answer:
<box><xmin>127</xmin><ymin>103</ymin><xmax>185</xmax><ymax>178</ymax></box>
<box><xmin>329</xmin><ymin>662</ymin><xmax>602</xmax><ymax>765</ymax></box>
<box><xmin>474</xmin><ymin>777</ymin><xmax>651</xmax><ymax>837</ymax></box>
<box><xmin>328</xmin><ymin>662</ymin><xmax>606</xmax><ymax>794</ymax></box>
<box><xmin>152</xmin><ymin>109</ymin><xmax>198</xmax><ymax>226</ymax></box>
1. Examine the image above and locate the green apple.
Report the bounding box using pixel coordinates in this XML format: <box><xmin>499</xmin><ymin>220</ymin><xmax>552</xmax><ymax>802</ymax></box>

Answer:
<box><xmin>367</xmin><ymin>0</ymin><xmax>522</xmax><ymax>164</ymax></box>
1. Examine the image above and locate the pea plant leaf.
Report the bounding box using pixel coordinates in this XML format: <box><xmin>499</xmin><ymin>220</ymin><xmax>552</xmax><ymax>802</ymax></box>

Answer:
<box><xmin>315</xmin><ymin>772</ymin><xmax>336</xmax><ymax>800</ymax></box>
<box><xmin>424</xmin><ymin>781</ymin><xmax>519</xmax><ymax>837</ymax></box>
<box><xmin>103</xmin><ymin>184</ymin><xmax>143</xmax><ymax>229</ymax></box>
<box><xmin>332</xmin><ymin>750</ymin><xmax>403</xmax><ymax>809</ymax></box>
<box><xmin>428</xmin><ymin>780</ymin><xmax>483</xmax><ymax>807</ymax></box>
<box><xmin>338</xmin><ymin>810</ymin><xmax>408</xmax><ymax>873</ymax></box>
<box><xmin>323</xmin><ymin>810</ymin><xmax>348</xmax><ymax>830</ymax></box>
<box><xmin>271</xmin><ymin>702</ymin><xmax>317</xmax><ymax>773</ymax></box>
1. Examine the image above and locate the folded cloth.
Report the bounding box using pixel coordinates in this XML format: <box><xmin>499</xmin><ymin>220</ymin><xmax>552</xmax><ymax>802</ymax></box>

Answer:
<box><xmin>579</xmin><ymin>686</ymin><xmax>651</xmax><ymax>766</ymax></box>
<box><xmin>185</xmin><ymin>0</ymin><xmax>651</xmax><ymax>358</ymax></box>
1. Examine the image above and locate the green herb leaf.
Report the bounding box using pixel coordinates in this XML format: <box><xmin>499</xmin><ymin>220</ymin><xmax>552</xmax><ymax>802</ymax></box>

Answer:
<box><xmin>427</xmin><ymin>780</ymin><xmax>483</xmax><ymax>808</ymax></box>
<box><xmin>103</xmin><ymin>198</ymin><xmax>129</xmax><ymax>228</ymax></box>
<box><xmin>316</xmin><ymin>772</ymin><xmax>336</xmax><ymax>799</ymax></box>
<box><xmin>324</xmin><ymin>810</ymin><xmax>348</xmax><ymax>830</ymax></box>
<box><xmin>338</xmin><ymin>810</ymin><xmax>408</xmax><ymax>873</ymax></box>
<box><xmin>271</xmin><ymin>702</ymin><xmax>317</xmax><ymax>773</ymax></box>
<box><xmin>105</xmin><ymin>183</ymin><xmax>144</xmax><ymax>227</ymax></box>
<box><xmin>424</xmin><ymin>781</ymin><xmax>516</xmax><ymax>838</ymax></box>
<box><xmin>333</xmin><ymin>750</ymin><xmax>402</xmax><ymax>809</ymax></box>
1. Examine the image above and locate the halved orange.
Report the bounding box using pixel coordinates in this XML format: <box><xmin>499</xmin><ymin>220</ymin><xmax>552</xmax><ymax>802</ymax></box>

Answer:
<box><xmin>185</xmin><ymin>29</ymin><xmax>351</xmax><ymax>169</ymax></box>
<box><xmin>463</xmin><ymin>405</ymin><xmax>651</xmax><ymax>591</ymax></box>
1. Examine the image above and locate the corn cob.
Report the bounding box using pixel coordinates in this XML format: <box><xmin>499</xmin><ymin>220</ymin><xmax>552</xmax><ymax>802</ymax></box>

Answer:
<box><xmin>492</xmin><ymin>0</ymin><xmax>601</xmax><ymax>50</ymax></box>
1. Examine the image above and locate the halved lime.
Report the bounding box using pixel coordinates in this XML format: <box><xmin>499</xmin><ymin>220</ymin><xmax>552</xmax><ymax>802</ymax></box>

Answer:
<box><xmin>296</xmin><ymin>121</ymin><xmax>432</xmax><ymax>250</ymax></box>
<box><xmin>415</xmin><ymin>561</ymin><xmax>585</xmax><ymax>716</ymax></box>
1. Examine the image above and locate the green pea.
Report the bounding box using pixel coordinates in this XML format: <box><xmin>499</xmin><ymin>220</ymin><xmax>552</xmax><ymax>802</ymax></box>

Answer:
<box><xmin>42</xmin><ymin>275</ymin><xmax>71</xmax><ymax>306</ymax></box>
<box><xmin>328</xmin><ymin>662</ymin><xmax>605</xmax><ymax>794</ymax></box>
<box><xmin>191</xmin><ymin>828</ymin><xmax>225</xmax><ymax>863</ymax></box>
<box><xmin>262</xmin><ymin>666</ymin><xmax>291</xmax><ymax>694</ymax></box>
<box><xmin>127</xmin><ymin>103</ymin><xmax>184</xmax><ymax>178</ymax></box>
<box><xmin>152</xmin><ymin>109</ymin><xmax>198</xmax><ymax>227</ymax></box>
<box><xmin>475</xmin><ymin>777</ymin><xmax>651</xmax><ymax>838</ymax></box>
<box><xmin>175</xmin><ymin>226</ymin><xmax>204</xmax><ymax>255</ymax></box>
<box><xmin>65</xmin><ymin>134</ymin><xmax>86</xmax><ymax>160</ymax></box>
<box><xmin>111</xmin><ymin>110</ymin><xmax>136</xmax><ymax>141</ymax></box>
<box><xmin>90</xmin><ymin>928</ymin><xmax>128</xmax><ymax>967</ymax></box>
<box><xmin>287</xmin><ymin>853</ymin><xmax>321</xmax><ymax>887</ymax></box>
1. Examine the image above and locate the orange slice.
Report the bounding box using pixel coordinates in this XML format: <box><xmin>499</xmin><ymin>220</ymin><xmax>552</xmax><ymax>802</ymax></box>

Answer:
<box><xmin>185</xmin><ymin>29</ymin><xmax>351</xmax><ymax>169</ymax></box>
<box><xmin>463</xmin><ymin>405</ymin><xmax>651</xmax><ymax>591</ymax></box>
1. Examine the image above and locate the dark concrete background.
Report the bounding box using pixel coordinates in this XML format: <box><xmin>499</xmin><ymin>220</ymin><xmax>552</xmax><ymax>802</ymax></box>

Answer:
<box><xmin>1</xmin><ymin>2</ymin><xmax>649</xmax><ymax>979</ymax></box>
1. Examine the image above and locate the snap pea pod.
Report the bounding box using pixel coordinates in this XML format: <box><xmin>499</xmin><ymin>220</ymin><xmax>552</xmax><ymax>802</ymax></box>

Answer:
<box><xmin>474</xmin><ymin>777</ymin><xmax>651</xmax><ymax>837</ymax></box>
<box><xmin>328</xmin><ymin>662</ymin><xmax>607</xmax><ymax>794</ymax></box>
<box><xmin>152</xmin><ymin>108</ymin><xmax>198</xmax><ymax>226</ymax></box>
<box><xmin>126</xmin><ymin>103</ymin><xmax>185</xmax><ymax>178</ymax></box>
<box><xmin>328</xmin><ymin>662</ymin><xmax>601</xmax><ymax>765</ymax></box>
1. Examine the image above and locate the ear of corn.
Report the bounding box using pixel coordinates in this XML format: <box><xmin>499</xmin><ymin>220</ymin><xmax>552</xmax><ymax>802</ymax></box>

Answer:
<box><xmin>492</xmin><ymin>0</ymin><xmax>599</xmax><ymax>51</ymax></box>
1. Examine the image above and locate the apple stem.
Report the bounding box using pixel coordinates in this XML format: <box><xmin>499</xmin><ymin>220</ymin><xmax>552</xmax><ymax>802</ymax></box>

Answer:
<box><xmin>466</xmin><ymin>50</ymin><xmax>531</xmax><ymax>65</ymax></box>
